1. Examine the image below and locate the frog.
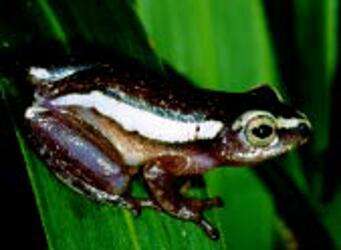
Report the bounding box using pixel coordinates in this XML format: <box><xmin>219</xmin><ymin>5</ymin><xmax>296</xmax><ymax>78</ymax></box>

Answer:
<box><xmin>24</xmin><ymin>61</ymin><xmax>311</xmax><ymax>240</ymax></box>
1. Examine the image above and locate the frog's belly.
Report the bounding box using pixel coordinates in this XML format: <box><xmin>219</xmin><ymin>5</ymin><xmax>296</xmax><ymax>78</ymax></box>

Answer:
<box><xmin>69</xmin><ymin>107</ymin><xmax>177</xmax><ymax>166</ymax></box>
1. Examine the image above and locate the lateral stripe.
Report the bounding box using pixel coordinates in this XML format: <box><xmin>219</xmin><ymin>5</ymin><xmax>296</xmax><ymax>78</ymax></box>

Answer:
<box><xmin>277</xmin><ymin>117</ymin><xmax>312</xmax><ymax>129</ymax></box>
<box><xmin>50</xmin><ymin>91</ymin><xmax>224</xmax><ymax>143</ymax></box>
<box><xmin>29</xmin><ymin>66</ymin><xmax>90</xmax><ymax>82</ymax></box>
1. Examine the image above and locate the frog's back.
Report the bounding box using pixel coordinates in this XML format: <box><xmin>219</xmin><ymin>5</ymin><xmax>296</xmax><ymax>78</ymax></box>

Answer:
<box><xmin>29</xmin><ymin>62</ymin><xmax>227</xmax><ymax>119</ymax></box>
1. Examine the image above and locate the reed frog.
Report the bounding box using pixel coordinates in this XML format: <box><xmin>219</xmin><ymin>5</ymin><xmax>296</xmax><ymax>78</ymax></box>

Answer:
<box><xmin>25</xmin><ymin>61</ymin><xmax>311</xmax><ymax>239</ymax></box>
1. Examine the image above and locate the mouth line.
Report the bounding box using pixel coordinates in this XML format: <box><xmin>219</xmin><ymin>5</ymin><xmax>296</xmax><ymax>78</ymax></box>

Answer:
<box><xmin>299</xmin><ymin>138</ymin><xmax>309</xmax><ymax>145</ymax></box>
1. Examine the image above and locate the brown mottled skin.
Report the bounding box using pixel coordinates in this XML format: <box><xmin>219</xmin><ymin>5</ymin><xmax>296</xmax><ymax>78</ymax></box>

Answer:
<box><xmin>26</xmin><ymin>62</ymin><xmax>311</xmax><ymax>240</ymax></box>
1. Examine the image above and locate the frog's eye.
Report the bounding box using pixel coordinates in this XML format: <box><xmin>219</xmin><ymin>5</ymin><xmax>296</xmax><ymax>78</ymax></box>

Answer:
<box><xmin>245</xmin><ymin>116</ymin><xmax>276</xmax><ymax>147</ymax></box>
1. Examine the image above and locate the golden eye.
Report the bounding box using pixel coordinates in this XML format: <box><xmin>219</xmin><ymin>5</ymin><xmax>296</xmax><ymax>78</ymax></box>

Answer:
<box><xmin>245</xmin><ymin>116</ymin><xmax>276</xmax><ymax>147</ymax></box>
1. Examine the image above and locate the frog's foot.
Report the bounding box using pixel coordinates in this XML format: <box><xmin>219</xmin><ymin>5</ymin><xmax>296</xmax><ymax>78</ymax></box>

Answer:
<box><xmin>179</xmin><ymin>180</ymin><xmax>223</xmax><ymax>210</ymax></box>
<box><xmin>143</xmin><ymin>162</ymin><xmax>220</xmax><ymax>240</ymax></box>
<box><xmin>184</xmin><ymin>197</ymin><xmax>223</xmax><ymax>210</ymax></box>
<box><xmin>115</xmin><ymin>195</ymin><xmax>161</xmax><ymax>216</ymax></box>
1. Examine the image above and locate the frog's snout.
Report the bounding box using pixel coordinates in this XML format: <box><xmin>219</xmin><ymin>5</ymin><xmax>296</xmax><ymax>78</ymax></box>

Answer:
<box><xmin>297</xmin><ymin>122</ymin><xmax>312</xmax><ymax>139</ymax></box>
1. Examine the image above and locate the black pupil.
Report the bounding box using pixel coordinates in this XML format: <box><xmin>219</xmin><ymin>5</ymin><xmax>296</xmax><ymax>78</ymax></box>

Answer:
<box><xmin>252</xmin><ymin>125</ymin><xmax>273</xmax><ymax>139</ymax></box>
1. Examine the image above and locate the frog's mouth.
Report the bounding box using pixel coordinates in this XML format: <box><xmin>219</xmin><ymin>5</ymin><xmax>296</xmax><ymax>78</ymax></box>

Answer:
<box><xmin>277</xmin><ymin>122</ymin><xmax>312</xmax><ymax>146</ymax></box>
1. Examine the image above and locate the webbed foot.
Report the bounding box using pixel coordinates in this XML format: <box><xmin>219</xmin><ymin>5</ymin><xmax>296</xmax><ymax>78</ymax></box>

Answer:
<box><xmin>143</xmin><ymin>162</ymin><xmax>222</xmax><ymax>239</ymax></box>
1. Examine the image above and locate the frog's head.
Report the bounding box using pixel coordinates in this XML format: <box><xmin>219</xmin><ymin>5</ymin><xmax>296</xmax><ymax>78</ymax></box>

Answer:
<box><xmin>215</xmin><ymin>85</ymin><xmax>312</xmax><ymax>165</ymax></box>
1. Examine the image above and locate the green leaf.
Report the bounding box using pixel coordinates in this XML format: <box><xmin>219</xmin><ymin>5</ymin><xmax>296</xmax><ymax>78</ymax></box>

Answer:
<box><xmin>323</xmin><ymin>188</ymin><xmax>341</xmax><ymax>248</ymax></box>
<box><xmin>292</xmin><ymin>0</ymin><xmax>338</xmax><ymax>203</ymax></box>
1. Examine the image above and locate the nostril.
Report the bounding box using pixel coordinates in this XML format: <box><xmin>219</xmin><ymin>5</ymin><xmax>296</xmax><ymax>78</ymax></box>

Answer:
<box><xmin>298</xmin><ymin>123</ymin><xmax>311</xmax><ymax>138</ymax></box>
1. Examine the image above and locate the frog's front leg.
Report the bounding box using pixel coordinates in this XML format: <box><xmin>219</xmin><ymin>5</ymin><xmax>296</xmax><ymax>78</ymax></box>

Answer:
<box><xmin>143</xmin><ymin>156</ymin><xmax>222</xmax><ymax>240</ymax></box>
<box><xmin>26</xmin><ymin>106</ymin><xmax>158</xmax><ymax>215</ymax></box>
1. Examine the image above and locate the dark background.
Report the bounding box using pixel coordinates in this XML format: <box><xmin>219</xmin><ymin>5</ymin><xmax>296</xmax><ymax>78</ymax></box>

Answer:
<box><xmin>0</xmin><ymin>101</ymin><xmax>46</xmax><ymax>249</ymax></box>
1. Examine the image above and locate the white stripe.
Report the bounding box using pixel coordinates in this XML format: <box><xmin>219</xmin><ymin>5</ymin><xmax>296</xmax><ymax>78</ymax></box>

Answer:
<box><xmin>232</xmin><ymin>111</ymin><xmax>311</xmax><ymax>131</ymax></box>
<box><xmin>29</xmin><ymin>66</ymin><xmax>88</xmax><ymax>82</ymax></box>
<box><xmin>277</xmin><ymin>117</ymin><xmax>312</xmax><ymax>129</ymax></box>
<box><xmin>24</xmin><ymin>106</ymin><xmax>48</xmax><ymax>119</ymax></box>
<box><xmin>50</xmin><ymin>91</ymin><xmax>224</xmax><ymax>143</ymax></box>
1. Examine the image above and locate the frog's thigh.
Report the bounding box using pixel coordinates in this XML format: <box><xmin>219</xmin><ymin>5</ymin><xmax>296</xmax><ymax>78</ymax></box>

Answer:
<box><xmin>27</xmin><ymin>108</ymin><xmax>132</xmax><ymax>200</ymax></box>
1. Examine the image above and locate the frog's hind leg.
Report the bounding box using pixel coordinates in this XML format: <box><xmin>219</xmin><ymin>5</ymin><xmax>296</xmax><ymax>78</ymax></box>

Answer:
<box><xmin>143</xmin><ymin>159</ymin><xmax>222</xmax><ymax>240</ymax></box>
<box><xmin>26</xmin><ymin>106</ymin><xmax>155</xmax><ymax>215</ymax></box>
<box><xmin>54</xmin><ymin>168</ymin><xmax>157</xmax><ymax>216</ymax></box>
